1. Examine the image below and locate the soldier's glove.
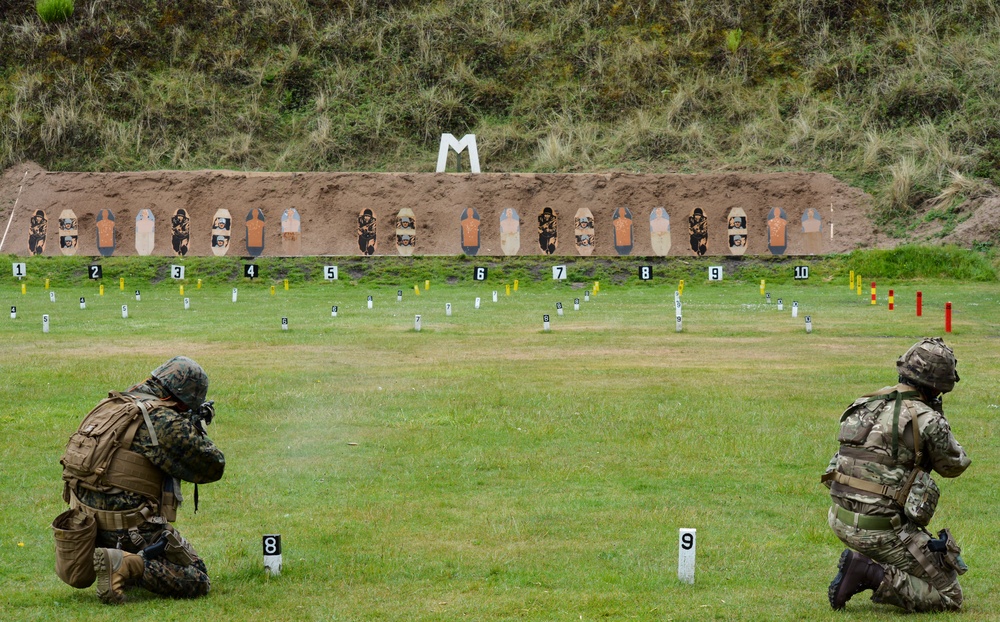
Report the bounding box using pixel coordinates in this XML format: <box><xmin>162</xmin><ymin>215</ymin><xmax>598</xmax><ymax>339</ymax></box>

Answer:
<box><xmin>191</xmin><ymin>400</ymin><xmax>215</xmax><ymax>433</ymax></box>
<box><xmin>927</xmin><ymin>531</ymin><xmax>948</xmax><ymax>553</ymax></box>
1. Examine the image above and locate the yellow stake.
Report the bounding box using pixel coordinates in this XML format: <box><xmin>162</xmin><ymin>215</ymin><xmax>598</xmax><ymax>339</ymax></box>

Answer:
<box><xmin>21</xmin><ymin>283</ymin><xmax>26</xmax><ymax>295</ymax></box>
<box><xmin>197</xmin><ymin>279</ymin><xmax>202</xmax><ymax>289</ymax></box>
<box><xmin>514</xmin><ymin>280</ymin><xmax>519</xmax><ymax>291</ymax></box>
<box><xmin>179</xmin><ymin>285</ymin><xmax>184</xmax><ymax>296</ymax></box>
<box><xmin>850</xmin><ymin>270</ymin><xmax>855</xmax><ymax>289</ymax></box>
<box><xmin>679</xmin><ymin>280</ymin><xmax>685</xmax><ymax>296</ymax></box>
<box><xmin>414</xmin><ymin>284</ymin><xmax>420</xmax><ymax>296</ymax></box>
<box><xmin>270</xmin><ymin>285</ymin><xmax>275</xmax><ymax>296</ymax></box>
<box><xmin>284</xmin><ymin>279</ymin><xmax>289</xmax><ymax>291</ymax></box>
<box><xmin>871</xmin><ymin>282</ymin><xmax>877</xmax><ymax>305</ymax></box>
<box><xmin>45</xmin><ymin>278</ymin><xmax>50</xmax><ymax>290</ymax></box>
<box><xmin>425</xmin><ymin>280</ymin><xmax>430</xmax><ymax>291</ymax></box>
<box><xmin>857</xmin><ymin>275</ymin><xmax>862</xmax><ymax>296</ymax></box>
<box><xmin>99</xmin><ymin>284</ymin><xmax>104</xmax><ymax>296</ymax></box>
<box><xmin>119</xmin><ymin>277</ymin><xmax>125</xmax><ymax>291</ymax></box>
<box><xmin>760</xmin><ymin>279</ymin><xmax>765</xmax><ymax>295</ymax></box>
<box><xmin>506</xmin><ymin>284</ymin><xmax>511</xmax><ymax>296</ymax></box>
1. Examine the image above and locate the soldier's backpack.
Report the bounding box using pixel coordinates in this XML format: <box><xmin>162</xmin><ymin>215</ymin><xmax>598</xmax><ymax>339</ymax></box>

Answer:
<box><xmin>60</xmin><ymin>391</ymin><xmax>166</xmax><ymax>500</ymax></box>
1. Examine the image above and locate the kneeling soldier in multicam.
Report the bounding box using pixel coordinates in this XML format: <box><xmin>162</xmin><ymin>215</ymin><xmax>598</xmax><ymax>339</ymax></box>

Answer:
<box><xmin>58</xmin><ymin>356</ymin><xmax>225</xmax><ymax>603</ymax></box>
<box><xmin>822</xmin><ymin>338</ymin><xmax>970</xmax><ymax>612</ymax></box>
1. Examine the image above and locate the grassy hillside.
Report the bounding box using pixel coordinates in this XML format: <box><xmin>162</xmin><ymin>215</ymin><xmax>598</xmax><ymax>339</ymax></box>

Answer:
<box><xmin>3</xmin><ymin>0</ymin><xmax>1000</xmax><ymax>220</ymax></box>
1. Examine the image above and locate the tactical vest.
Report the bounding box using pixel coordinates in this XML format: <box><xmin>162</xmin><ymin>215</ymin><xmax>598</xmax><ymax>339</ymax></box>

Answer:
<box><xmin>61</xmin><ymin>391</ymin><xmax>178</xmax><ymax>530</ymax></box>
<box><xmin>821</xmin><ymin>386</ymin><xmax>927</xmax><ymax>509</ymax></box>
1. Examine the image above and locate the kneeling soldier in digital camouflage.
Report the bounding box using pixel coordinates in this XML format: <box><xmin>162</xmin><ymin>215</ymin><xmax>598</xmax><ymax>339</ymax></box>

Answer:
<box><xmin>57</xmin><ymin>356</ymin><xmax>225</xmax><ymax>604</ymax></box>
<box><xmin>822</xmin><ymin>338</ymin><xmax>970</xmax><ymax>611</ymax></box>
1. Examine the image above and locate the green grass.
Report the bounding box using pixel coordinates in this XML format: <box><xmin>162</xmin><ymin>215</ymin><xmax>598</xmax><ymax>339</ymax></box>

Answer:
<box><xmin>2</xmin><ymin>256</ymin><xmax>999</xmax><ymax>620</ymax></box>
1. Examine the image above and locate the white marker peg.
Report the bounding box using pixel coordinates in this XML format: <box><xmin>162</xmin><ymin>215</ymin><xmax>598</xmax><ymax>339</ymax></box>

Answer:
<box><xmin>184</xmin><ymin>297</ymin><xmax>190</xmax><ymax>310</ymax></box>
<box><xmin>49</xmin><ymin>291</ymin><xmax>56</xmax><ymax>303</ymax></box>
<box><xmin>678</xmin><ymin>528</ymin><xmax>696</xmax><ymax>584</ymax></box>
<box><xmin>232</xmin><ymin>288</ymin><xmax>238</xmax><ymax>303</ymax></box>
<box><xmin>281</xmin><ymin>317</ymin><xmax>288</xmax><ymax>331</ymax></box>
<box><xmin>10</xmin><ymin>306</ymin><xmax>15</xmax><ymax>320</ymax></box>
<box><xmin>556</xmin><ymin>302</ymin><xmax>564</xmax><ymax>316</ymax></box>
<box><xmin>397</xmin><ymin>289</ymin><xmax>403</xmax><ymax>302</ymax></box>
<box><xmin>543</xmin><ymin>314</ymin><xmax>550</xmax><ymax>332</ymax></box>
<box><xmin>792</xmin><ymin>301</ymin><xmax>799</xmax><ymax>318</ymax></box>
<box><xmin>574</xmin><ymin>298</ymin><xmax>580</xmax><ymax>311</ymax></box>
<box><xmin>263</xmin><ymin>534</ymin><xmax>282</xmax><ymax>576</ymax></box>
<box><xmin>777</xmin><ymin>298</ymin><xmax>784</xmax><ymax>311</ymax></box>
<box><xmin>445</xmin><ymin>303</ymin><xmax>452</xmax><ymax>317</ymax></box>
<box><xmin>676</xmin><ymin>315</ymin><xmax>682</xmax><ymax>333</ymax></box>
<box><xmin>805</xmin><ymin>315</ymin><xmax>813</xmax><ymax>334</ymax></box>
<box><xmin>475</xmin><ymin>297</ymin><xmax>481</xmax><ymax>309</ymax></box>
<box><xmin>766</xmin><ymin>293</ymin><xmax>771</xmax><ymax>303</ymax></box>
<box><xmin>585</xmin><ymin>292</ymin><xmax>591</xmax><ymax>302</ymax></box>
<box><xmin>121</xmin><ymin>304</ymin><xmax>128</xmax><ymax>319</ymax></box>
<box><xmin>135</xmin><ymin>290</ymin><xmax>141</xmax><ymax>302</ymax></box>
<box><xmin>80</xmin><ymin>297</ymin><xmax>86</xmax><ymax>310</ymax></box>
<box><xmin>414</xmin><ymin>315</ymin><xmax>422</xmax><ymax>332</ymax></box>
<box><xmin>42</xmin><ymin>314</ymin><xmax>49</xmax><ymax>333</ymax></box>
<box><xmin>367</xmin><ymin>295</ymin><xmax>373</xmax><ymax>310</ymax></box>
<box><xmin>492</xmin><ymin>291</ymin><xmax>498</xmax><ymax>303</ymax></box>
<box><xmin>331</xmin><ymin>305</ymin><xmax>338</xmax><ymax>317</ymax></box>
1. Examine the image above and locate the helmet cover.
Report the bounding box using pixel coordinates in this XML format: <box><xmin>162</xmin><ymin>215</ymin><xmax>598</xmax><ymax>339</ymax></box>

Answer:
<box><xmin>897</xmin><ymin>337</ymin><xmax>959</xmax><ymax>394</ymax></box>
<box><xmin>150</xmin><ymin>356</ymin><xmax>208</xmax><ymax>410</ymax></box>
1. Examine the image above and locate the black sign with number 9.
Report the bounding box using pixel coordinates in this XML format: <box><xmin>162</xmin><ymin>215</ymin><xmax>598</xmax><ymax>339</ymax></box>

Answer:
<box><xmin>89</xmin><ymin>265</ymin><xmax>103</xmax><ymax>279</ymax></box>
<box><xmin>262</xmin><ymin>534</ymin><xmax>281</xmax><ymax>556</ymax></box>
<box><xmin>681</xmin><ymin>532</ymin><xmax>695</xmax><ymax>550</ymax></box>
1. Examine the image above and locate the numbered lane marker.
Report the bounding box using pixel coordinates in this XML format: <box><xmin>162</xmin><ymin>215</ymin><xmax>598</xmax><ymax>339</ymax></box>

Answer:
<box><xmin>708</xmin><ymin>266</ymin><xmax>723</xmax><ymax>281</ymax></box>
<box><xmin>263</xmin><ymin>534</ymin><xmax>282</xmax><ymax>576</ymax></box>
<box><xmin>766</xmin><ymin>293</ymin><xmax>771</xmax><ymax>303</ymax></box>
<box><xmin>89</xmin><ymin>264</ymin><xmax>102</xmax><ymax>279</ymax></box>
<box><xmin>397</xmin><ymin>289</ymin><xmax>403</xmax><ymax>302</ymax></box>
<box><xmin>552</xmin><ymin>265</ymin><xmax>567</xmax><ymax>280</ymax></box>
<box><xmin>475</xmin><ymin>297</ymin><xmax>481</xmax><ymax>309</ymax></box>
<box><xmin>543</xmin><ymin>314</ymin><xmax>550</xmax><ymax>332</ymax></box>
<box><xmin>792</xmin><ymin>301</ymin><xmax>799</xmax><ymax>318</ymax></box>
<box><xmin>12</xmin><ymin>262</ymin><xmax>26</xmax><ymax>278</ymax></box>
<box><xmin>556</xmin><ymin>302</ymin><xmax>564</xmax><ymax>316</ymax></box>
<box><xmin>805</xmin><ymin>315</ymin><xmax>813</xmax><ymax>333</ymax></box>
<box><xmin>492</xmin><ymin>291</ymin><xmax>498</xmax><ymax>303</ymax></box>
<box><xmin>777</xmin><ymin>298</ymin><xmax>784</xmax><ymax>311</ymax></box>
<box><xmin>574</xmin><ymin>298</ymin><xmax>580</xmax><ymax>311</ymax></box>
<box><xmin>414</xmin><ymin>315</ymin><xmax>422</xmax><ymax>332</ymax></box>
<box><xmin>121</xmin><ymin>304</ymin><xmax>128</xmax><ymax>319</ymax></box>
<box><xmin>678</xmin><ymin>528</ymin><xmax>696</xmax><ymax>584</ymax></box>
<box><xmin>49</xmin><ymin>291</ymin><xmax>55</xmax><ymax>303</ymax></box>
<box><xmin>367</xmin><ymin>295</ymin><xmax>373</xmax><ymax>310</ymax></box>
<box><xmin>79</xmin><ymin>297</ymin><xmax>86</xmax><ymax>310</ymax></box>
<box><xmin>42</xmin><ymin>314</ymin><xmax>49</xmax><ymax>333</ymax></box>
<box><xmin>331</xmin><ymin>305</ymin><xmax>338</xmax><ymax>317</ymax></box>
<box><xmin>184</xmin><ymin>297</ymin><xmax>190</xmax><ymax>310</ymax></box>
<box><xmin>794</xmin><ymin>266</ymin><xmax>809</xmax><ymax>280</ymax></box>
<box><xmin>244</xmin><ymin>264</ymin><xmax>259</xmax><ymax>279</ymax></box>
<box><xmin>232</xmin><ymin>288</ymin><xmax>238</xmax><ymax>303</ymax></box>
<box><xmin>445</xmin><ymin>303</ymin><xmax>452</xmax><ymax>317</ymax></box>
<box><xmin>320</xmin><ymin>265</ymin><xmax>338</xmax><ymax>282</ymax></box>
<box><xmin>171</xmin><ymin>264</ymin><xmax>185</xmax><ymax>279</ymax></box>
<box><xmin>639</xmin><ymin>266</ymin><xmax>652</xmax><ymax>281</ymax></box>
<box><xmin>584</xmin><ymin>292</ymin><xmax>590</xmax><ymax>302</ymax></box>
<box><xmin>281</xmin><ymin>317</ymin><xmax>288</xmax><ymax>331</ymax></box>
<box><xmin>10</xmin><ymin>306</ymin><xmax>16</xmax><ymax>320</ymax></box>
<box><xmin>135</xmin><ymin>290</ymin><xmax>141</xmax><ymax>302</ymax></box>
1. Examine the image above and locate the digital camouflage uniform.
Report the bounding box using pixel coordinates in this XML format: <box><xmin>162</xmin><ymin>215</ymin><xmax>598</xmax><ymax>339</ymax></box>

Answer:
<box><xmin>824</xmin><ymin>339</ymin><xmax>970</xmax><ymax>612</ymax></box>
<box><xmin>63</xmin><ymin>358</ymin><xmax>224</xmax><ymax>601</ymax></box>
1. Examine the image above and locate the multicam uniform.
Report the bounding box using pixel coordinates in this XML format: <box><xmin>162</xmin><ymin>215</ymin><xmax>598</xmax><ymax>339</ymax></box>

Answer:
<box><xmin>824</xmin><ymin>383</ymin><xmax>970</xmax><ymax>611</ymax></box>
<box><xmin>64</xmin><ymin>376</ymin><xmax>224</xmax><ymax>599</ymax></box>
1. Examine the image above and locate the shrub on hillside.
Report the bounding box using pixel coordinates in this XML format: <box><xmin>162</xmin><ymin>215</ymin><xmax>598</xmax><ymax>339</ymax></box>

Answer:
<box><xmin>36</xmin><ymin>0</ymin><xmax>73</xmax><ymax>23</ymax></box>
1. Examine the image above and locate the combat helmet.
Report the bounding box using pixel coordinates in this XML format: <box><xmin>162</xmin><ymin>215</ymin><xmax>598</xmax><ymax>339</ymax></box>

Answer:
<box><xmin>151</xmin><ymin>356</ymin><xmax>208</xmax><ymax>411</ymax></box>
<box><xmin>896</xmin><ymin>337</ymin><xmax>959</xmax><ymax>394</ymax></box>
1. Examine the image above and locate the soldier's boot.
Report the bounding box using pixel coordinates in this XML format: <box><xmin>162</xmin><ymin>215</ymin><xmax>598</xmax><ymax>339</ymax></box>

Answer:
<box><xmin>94</xmin><ymin>548</ymin><xmax>145</xmax><ymax>604</ymax></box>
<box><xmin>828</xmin><ymin>549</ymin><xmax>886</xmax><ymax>610</ymax></box>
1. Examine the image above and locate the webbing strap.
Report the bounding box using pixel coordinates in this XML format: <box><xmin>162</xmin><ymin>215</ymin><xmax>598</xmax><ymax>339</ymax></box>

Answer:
<box><xmin>821</xmin><ymin>470</ymin><xmax>898</xmax><ymax>498</ymax></box>
<box><xmin>69</xmin><ymin>489</ymin><xmax>154</xmax><ymax>531</ymax></box>
<box><xmin>837</xmin><ymin>445</ymin><xmax>898</xmax><ymax>466</ymax></box>
<box><xmin>898</xmin><ymin>529</ymin><xmax>953</xmax><ymax>593</ymax></box>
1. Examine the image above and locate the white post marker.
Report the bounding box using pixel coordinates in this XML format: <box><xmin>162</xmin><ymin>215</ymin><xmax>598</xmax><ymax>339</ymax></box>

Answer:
<box><xmin>556</xmin><ymin>302</ymin><xmax>564</xmax><ymax>316</ymax></box>
<box><xmin>10</xmin><ymin>306</ymin><xmax>15</xmax><ymax>320</ymax></box>
<box><xmin>792</xmin><ymin>301</ymin><xmax>799</xmax><ymax>318</ymax></box>
<box><xmin>574</xmin><ymin>298</ymin><xmax>580</xmax><ymax>311</ymax></box>
<box><xmin>42</xmin><ymin>314</ymin><xmax>49</xmax><ymax>333</ymax></box>
<box><xmin>367</xmin><ymin>295</ymin><xmax>373</xmax><ymax>310</ymax></box>
<box><xmin>766</xmin><ymin>293</ymin><xmax>771</xmax><ymax>304</ymax></box>
<box><xmin>80</xmin><ymin>297</ymin><xmax>86</xmax><ymax>310</ymax></box>
<box><xmin>184</xmin><ymin>297</ymin><xmax>190</xmax><ymax>310</ymax></box>
<box><xmin>281</xmin><ymin>317</ymin><xmax>288</xmax><ymax>331</ymax></box>
<box><xmin>397</xmin><ymin>290</ymin><xmax>403</xmax><ymax>302</ymax></box>
<box><xmin>585</xmin><ymin>292</ymin><xmax>590</xmax><ymax>302</ymax></box>
<box><xmin>50</xmin><ymin>291</ymin><xmax>56</xmax><ymax>302</ymax></box>
<box><xmin>678</xmin><ymin>528</ymin><xmax>696</xmax><ymax>584</ymax></box>
<box><xmin>777</xmin><ymin>298</ymin><xmax>784</xmax><ymax>311</ymax></box>
<box><xmin>263</xmin><ymin>534</ymin><xmax>282</xmax><ymax>576</ymax></box>
<box><xmin>435</xmin><ymin>133</ymin><xmax>481</xmax><ymax>173</ymax></box>
<box><xmin>232</xmin><ymin>288</ymin><xmax>238</xmax><ymax>303</ymax></box>
<box><xmin>121</xmin><ymin>304</ymin><xmax>128</xmax><ymax>319</ymax></box>
<box><xmin>543</xmin><ymin>314</ymin><xmax>550</xmax><ymax>332</ymax></box>
<box><xmin>331</xmin><ymin>305</ymin><xmax>338</xmax><ymax>317</ymax></box>
<box><xmin>675</xmin><ymin>291</ymin><xmax>683</xmax><ymax>333</ymax></box>
<box><xmin>475</xmin><ymin>297</ymin><xmax>481</xmax><ymax>309</ymax></box>
<box><xmin>805</xmin><ymin>315</ymin><xmax>813</xmax><ymax>334</ymax></box>
<box><xmin>135</xmin><ymin>290</ymin><xmax>141</xmax><ymax>302</ymax></box>
<box><xmin>492</xmin><ymin>291</ymin><xmax>498</xmax><ymax>303</ymax></box>
<box><xmin>446</xmin><ymin>303</ymin><xmax>452</xmax><ymax>317</ymax></box>
<box><xmin>13</xmin><ymin>262</ymin><xmax>26</xmax><ymax>279</ymax></box>
<box><xmin>414</xmin><ymin>315</ymin><xmax>422</xmax><ymax>332</ymax></box>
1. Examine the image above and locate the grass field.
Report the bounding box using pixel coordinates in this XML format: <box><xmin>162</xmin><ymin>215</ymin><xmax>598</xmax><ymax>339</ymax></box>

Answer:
<box><xmin>2</xmin><ymin>257</ymin><xmax>999</xmax><ymax>621</ymax></box>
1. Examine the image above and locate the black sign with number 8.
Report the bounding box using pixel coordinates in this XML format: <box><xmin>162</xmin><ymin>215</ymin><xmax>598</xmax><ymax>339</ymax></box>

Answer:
<box><xmin>639</xmin><ymin>266</ymin><xmax>652</xmax><ymax>281</ymax></box>
<box><xmin>262</xmin><ymin>534</ymin><xmax>281</xmax><ymax>556</ymax></box>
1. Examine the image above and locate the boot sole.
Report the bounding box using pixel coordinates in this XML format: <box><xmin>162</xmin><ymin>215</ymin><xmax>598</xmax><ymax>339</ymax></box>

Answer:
<box><xmin>828</xmin><ymin>549</ymin><xmax>852</xmax><ymax>610</ymax></box>
<box><xmin>93</xmin><ymin>548</ymin><xmax>124</xmax><ymax>605</ymax></box>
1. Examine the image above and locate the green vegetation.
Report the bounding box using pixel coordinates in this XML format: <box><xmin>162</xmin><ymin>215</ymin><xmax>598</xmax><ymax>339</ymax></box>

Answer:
<box><xmin>3</xmin><ymin>265</ymin><xmax>999</xmax><ymax>620</ymax></box>
<box><xmin>3</xmin><ymin>0</ymin><xmax>1000</xmax><ymax>223</ymax></box>
<box><xmin>34</xmin><ymin>0</ymin><xmax>73</xmax><ymax>24</ymax></box>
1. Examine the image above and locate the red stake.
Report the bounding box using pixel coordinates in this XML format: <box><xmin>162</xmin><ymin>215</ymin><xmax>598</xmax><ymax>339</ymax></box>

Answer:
<box><xmin>916</xmin><ymin>291</ymin><xmax>922</xmax><ymax>317</ymax></box>
<box><xmin>946</xmin><ymin>302</ymin><xmax>952</xmax><ymax>333</ymax></box>
<box><xmin>889</xmin><ymin>289</ymin><xmax>894</xmax><ymax>311</ymax></box>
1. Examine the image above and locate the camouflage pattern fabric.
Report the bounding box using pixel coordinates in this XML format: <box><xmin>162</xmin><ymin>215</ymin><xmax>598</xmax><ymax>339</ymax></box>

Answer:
<box><xmin>829</xmin><ymin>509</ymin><xmax>962</xmax><ymax>612</ymax></box>
<box><xmin>825</xmin><ymin>383</ymin><xmax>970</xmax><ymax>612</ymax></box>
<box><xmin>74</xmin><ymin>378</ymin><xmax>224</xmax><ymax>599</ymax></box>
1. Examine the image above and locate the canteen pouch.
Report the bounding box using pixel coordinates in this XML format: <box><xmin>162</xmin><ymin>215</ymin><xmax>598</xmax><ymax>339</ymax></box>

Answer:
<box><xmin>52</xmin><ymin>507</ymin><xmax>97</xmax><ymax>588</ymax></box>
<box><xmin>163</xmin><ymin>527</ymin><xmax>197</xmax><ymax>567</ymax></box>
<box><xmin>903</xmin><ymin>469</ymin><xmax>939</xmax><ymax>527</ymax></box>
